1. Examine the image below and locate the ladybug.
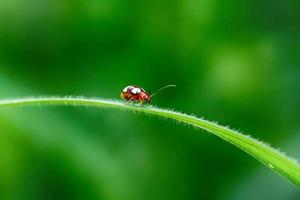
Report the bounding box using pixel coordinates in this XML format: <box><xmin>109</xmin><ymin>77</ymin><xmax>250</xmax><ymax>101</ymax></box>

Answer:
<box><xmin>121</xmin><ymin>85</ymin><xmax>176</xmax><ymax>104</ymax></box>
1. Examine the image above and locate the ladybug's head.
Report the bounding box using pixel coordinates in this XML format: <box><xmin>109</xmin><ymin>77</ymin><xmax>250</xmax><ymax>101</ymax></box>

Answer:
<box><xmin>144</xmin><ymin>95</ymin><xmax>151</xmax><ymax>104</ymax></box>
<box><xmin>139</xmin><ymin>91</ymin><xmax>151</xmax><ymax>104</ymax></box>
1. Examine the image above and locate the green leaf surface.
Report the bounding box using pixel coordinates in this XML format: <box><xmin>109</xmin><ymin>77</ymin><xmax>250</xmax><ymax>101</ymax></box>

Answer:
<box><xmin>0</xmin><ymin>97</ymin><xmax>299</xmax><ymax>187</ymax></box>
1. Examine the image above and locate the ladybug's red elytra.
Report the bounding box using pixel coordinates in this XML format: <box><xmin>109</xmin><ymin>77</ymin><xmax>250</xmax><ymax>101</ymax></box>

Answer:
<box><xmin>120</xmin><ymin>85</ymin><xmax>176</xmax><ymax>104</ymax></box>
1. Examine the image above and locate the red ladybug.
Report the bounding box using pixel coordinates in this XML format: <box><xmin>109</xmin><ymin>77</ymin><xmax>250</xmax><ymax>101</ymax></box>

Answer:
<box><xmin>121</xmin><ymin>85</ymin><xmax>176</xmax><ymax>104</ymax></box>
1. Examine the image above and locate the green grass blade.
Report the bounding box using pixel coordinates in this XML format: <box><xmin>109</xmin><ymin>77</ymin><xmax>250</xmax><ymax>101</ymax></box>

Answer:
<box><xmin>0</xmin><ymin>97</ymin><xmax>299</xmax><ymax>187</ymax></box>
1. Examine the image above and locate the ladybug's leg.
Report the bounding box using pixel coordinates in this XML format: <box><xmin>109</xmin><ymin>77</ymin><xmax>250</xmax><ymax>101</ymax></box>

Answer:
<box><xmin>143</xmin><ymin>101</ymin><xmax>151</xmax><ymax>107</ymax></box>
<box><xmin>123</xmin><ymin>96</ymin><xmax>133</xmax><ymax>105</ymax></box>
<box><xmin>138</xmin><ymin>97</ymin><xmax>146</xmax><ymax>107</ymax></box>
<box><xmin>128</xmin><ymin>97</ymin><xmax>137</xmax><ymax>105</ymax></box>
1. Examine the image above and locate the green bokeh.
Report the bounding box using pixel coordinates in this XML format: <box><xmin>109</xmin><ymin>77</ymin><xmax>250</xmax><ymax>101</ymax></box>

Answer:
<box><xmin>0</xmin><ymin>0</ymin><xmax>300</xmax><ymax>199</ymax></box>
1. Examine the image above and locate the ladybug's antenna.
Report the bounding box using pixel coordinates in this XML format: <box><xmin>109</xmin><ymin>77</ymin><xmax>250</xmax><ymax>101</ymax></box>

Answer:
<box><xmin>150</xmin><ymin>84</ymin><xmax>176</xmax><ymax>98</ymax></box>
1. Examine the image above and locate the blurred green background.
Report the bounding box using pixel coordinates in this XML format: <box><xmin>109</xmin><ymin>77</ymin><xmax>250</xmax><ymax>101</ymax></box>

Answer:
<box><xmin>0</xmin><ymin>0</ymin><xmax>300</xmax><ymax>199</ymax></box>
